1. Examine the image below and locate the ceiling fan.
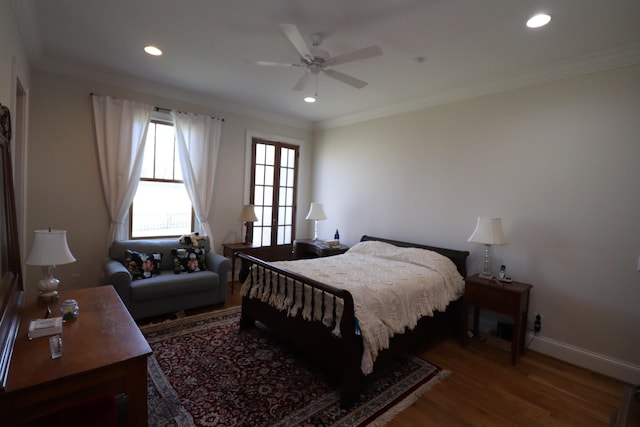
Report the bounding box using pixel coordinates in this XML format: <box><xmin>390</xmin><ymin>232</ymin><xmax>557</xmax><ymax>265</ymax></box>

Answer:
<box><xmin>257</xmin><ymin>24</ymin><xmax>383</xmax><ymax>93</ymax></box>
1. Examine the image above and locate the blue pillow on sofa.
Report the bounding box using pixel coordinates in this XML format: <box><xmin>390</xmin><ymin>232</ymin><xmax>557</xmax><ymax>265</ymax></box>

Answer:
<box><xmin>125</xmin><ymin>249</ymin><xmax>162</xmax><ymax>280</ymax></box>
<box><xmin>172</xmin><ymin>247</ymin><xmax>207</xmax><ymax>273</ymax></box>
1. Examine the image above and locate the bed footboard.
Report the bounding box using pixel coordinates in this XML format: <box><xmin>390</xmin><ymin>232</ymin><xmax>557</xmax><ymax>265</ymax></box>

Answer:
<box><xmin>238</xmin><ymin>253</ymin><xmax>363</xmax><ymax>407</ymax></box>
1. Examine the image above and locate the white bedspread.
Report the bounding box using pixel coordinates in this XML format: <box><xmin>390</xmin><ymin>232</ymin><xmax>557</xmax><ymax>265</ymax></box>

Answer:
<box><xmin>241</xmin><ymin>240</ymin><xmax>464</xmax><ymax>374</ymax></box>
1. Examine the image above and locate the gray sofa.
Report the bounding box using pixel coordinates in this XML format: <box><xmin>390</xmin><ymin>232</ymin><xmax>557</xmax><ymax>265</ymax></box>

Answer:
<box><xmin>102</xmin><ymin>238</ymin><xmax>231</xmax><ymax>320</ymax></box>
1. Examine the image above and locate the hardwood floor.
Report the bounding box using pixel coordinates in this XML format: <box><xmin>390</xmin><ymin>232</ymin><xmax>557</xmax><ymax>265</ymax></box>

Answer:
<box><xmin>390</xmin><ymin>339</ymin><xmax>626</xmax><ymax>427</ymax></box>
<box><xmin>146</xmin><ymin>283</ymin><xmax>628</xmax><ymax>426</ymax></box>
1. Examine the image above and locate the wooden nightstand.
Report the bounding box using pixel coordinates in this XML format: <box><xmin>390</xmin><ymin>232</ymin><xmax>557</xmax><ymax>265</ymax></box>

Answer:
<box><xmin>293</xmin><ymin>239</ymin><xmax>349</xmax><ymax>259</ymax></box>
<box><xmin>462</xmin><ymin>274</ymin><xmax>532</xmax><ymax>365</ymax></box>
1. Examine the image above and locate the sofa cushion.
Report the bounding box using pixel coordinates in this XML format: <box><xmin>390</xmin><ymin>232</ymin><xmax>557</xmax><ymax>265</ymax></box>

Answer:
<box><xmin>129</xmin><ymin>270</ymin><xmax>219</xmax><ymax>302</ymax></box>
<box><xmin>125</xmin><ymin>249</ymin><xmax>162</xmax><ymax>280</ymax></box>
<box><xmin>172</xmin><ymin>247</ymin><xmax>207</xmax><ymax>273</ymax></box>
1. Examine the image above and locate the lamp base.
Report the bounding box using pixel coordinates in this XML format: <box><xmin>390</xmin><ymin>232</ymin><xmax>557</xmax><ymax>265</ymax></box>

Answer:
<box><xmin>480</xmin><ymin>244</ymin><xmax>493</xmax><ymax>279</ymax></box>
<box><xmin>37</xmin><ymin>290</ymin><xmax>59</xmax><ymax>304</ymax></box>
<box><xmin>312</xmin><ymin>220</ymin><xmax>320</xmax><ymax>241</ymax></box>
<box><xmin>37</xmin><ymin>267</ymin><xmax>61</xmax><ymax>304</ymax></box>
<box><xmin>244</xmin><ymin>222</ymin><xmax>254</xmax><ymax>245</ymax></box>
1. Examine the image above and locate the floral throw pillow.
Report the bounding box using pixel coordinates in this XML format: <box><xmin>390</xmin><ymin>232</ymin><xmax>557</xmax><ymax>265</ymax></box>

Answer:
<box><xmin>125</xmin><ymin>250</ymin><xmax>162</xmax><ymax>281</ymax></box>
<box><xmin>172</xmin><ymin>247</ymin><xmax>207</xmax><ymax>274</ymax></box>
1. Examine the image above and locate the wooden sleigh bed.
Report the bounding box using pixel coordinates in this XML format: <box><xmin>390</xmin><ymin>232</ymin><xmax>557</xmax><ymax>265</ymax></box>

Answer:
<box><xmin>238</xmin><ymin>235</ymin><xmax>469</xmax><ymax>408</ymax></box>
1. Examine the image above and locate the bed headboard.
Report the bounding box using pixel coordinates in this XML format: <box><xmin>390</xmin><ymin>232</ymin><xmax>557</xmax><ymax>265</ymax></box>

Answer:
<box><xmin>360</xmin><ymin>235</ymin><xmax>469</xmax><ymax>277</ymax></box>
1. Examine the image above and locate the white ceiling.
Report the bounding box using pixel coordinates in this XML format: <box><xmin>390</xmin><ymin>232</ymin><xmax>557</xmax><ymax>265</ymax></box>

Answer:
<box><xmin>12</xmin><ymin>0</ymin><xmax>640</xmax><ymax>127</ymax></box>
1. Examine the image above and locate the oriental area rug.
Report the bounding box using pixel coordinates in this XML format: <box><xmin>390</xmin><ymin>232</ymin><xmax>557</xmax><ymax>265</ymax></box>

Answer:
<box><xmin>140</xmin><ymin>306</ymin><xmax>448</xmax><ymax>427</ymax></box>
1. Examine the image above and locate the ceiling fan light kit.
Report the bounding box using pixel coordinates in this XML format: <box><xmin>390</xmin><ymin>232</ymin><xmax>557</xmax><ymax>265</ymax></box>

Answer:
<box><xmin>258</xmin><ymin>24</ymin><xmax>383</xmax><ymax>102</ymax></box>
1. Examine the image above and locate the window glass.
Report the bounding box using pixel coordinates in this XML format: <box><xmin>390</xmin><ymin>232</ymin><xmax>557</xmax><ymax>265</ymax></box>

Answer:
<box><xmin>130</xmin><ymin>120</ymin><xmax>193</xmax><ymax>238</ymax></box>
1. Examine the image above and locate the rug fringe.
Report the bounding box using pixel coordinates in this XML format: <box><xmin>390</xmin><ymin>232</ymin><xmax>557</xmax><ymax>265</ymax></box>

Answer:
<box><xmin>365</xmin><ymin>369</ymin><xmax>451</xmax><ymax>427</ymax></box>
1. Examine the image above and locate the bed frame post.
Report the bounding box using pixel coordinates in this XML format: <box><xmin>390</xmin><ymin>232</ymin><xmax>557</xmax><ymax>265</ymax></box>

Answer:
<box><xmin>336</xmin><ymin>290</ymin><xmax>364</xmax><ymax>408</ymax></box>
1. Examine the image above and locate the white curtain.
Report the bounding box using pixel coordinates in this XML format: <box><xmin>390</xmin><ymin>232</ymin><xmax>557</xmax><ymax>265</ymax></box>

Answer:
<box><xmin>171</xmin><ymin>111</ymin><xmax>222</xmax><ymax>248</ymax></box>
<box><xmin>91</xmin><ymin>95</ymin><xmax>152</xmax><ymax>246</ymax></box>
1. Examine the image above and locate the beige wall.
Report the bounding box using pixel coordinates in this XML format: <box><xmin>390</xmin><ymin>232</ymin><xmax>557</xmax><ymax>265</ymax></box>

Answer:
<box><xmin>25</xmin><ymin>70</ymin><xmax>313</xmax><ymax>293</ymax></box>
<box><xmin>313</xmin><ymin>64</ymin><xmax>640</xmax><ymax>382</ymax></box>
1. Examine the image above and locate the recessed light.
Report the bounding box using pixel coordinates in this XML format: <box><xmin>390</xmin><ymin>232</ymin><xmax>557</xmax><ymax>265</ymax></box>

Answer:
<box><xmin>144</xmin><ymin>45</ymin><xmax>163</xmax><ymax>56</ymax></box>
<box><xmin>527</xmin><ymin>13</ymin><xmax>551</xmax><ymax>29</ymax></box>
<box><xmin>304</xmin><ymin>96</ymin><xmax>316</xmax><ymax>103</ymax></box>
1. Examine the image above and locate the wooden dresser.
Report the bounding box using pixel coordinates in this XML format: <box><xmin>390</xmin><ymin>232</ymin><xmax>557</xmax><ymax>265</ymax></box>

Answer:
<box><xmin>0</xmin><ymin>286</ymin><xmax>152</xmax><ymax>426</ymax></box>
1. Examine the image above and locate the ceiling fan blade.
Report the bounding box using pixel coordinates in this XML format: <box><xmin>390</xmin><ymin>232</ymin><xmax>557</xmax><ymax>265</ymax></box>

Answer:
<box><xmin>279</xmin><ymin>24</ymin><xmax>313</xmax><ymax>61</ymax></box>
<box><xmin>323</xmin><ymin>69</ymin><xmax>368</xmax><ymax>89</ymax></box>
<box><xmin>256</xmin><ymin>61</ymin><xmax>303</xmax><ymax>67</ymax></box>
<box><xmin>292</xmin><ymin>72</ymin><xmax>310</xmax><ymax>91</ymax></box>
<box><xmin>324</xmin><ymin>45</ymin><xmax>383</xmax><ymax>67</ymax></box>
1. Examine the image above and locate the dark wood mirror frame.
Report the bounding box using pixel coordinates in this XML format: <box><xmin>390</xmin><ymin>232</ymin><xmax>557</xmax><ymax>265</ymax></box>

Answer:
<box><xmin>0</xmin><ymin>104</ymin><xmax>24</xmax><ymax>392</ymax></box>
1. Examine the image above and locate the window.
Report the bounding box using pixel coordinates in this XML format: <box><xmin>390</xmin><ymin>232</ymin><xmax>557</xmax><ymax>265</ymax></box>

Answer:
<box><xmin>130</xmin><ymin>120</ymin><xmax>193</xmax><ymax>238</ymax></box>
<box><xmin>250</xmin><ymin>138</ymin><xmax>299</xmax><ymax>246</ymax></box>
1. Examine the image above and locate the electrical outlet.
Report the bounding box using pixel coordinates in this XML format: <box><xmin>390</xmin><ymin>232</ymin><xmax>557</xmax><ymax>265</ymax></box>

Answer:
<box><xmin>534</xmin><ymin>314</ymin><xmax>542</xmax><ymax>333</ymax></box>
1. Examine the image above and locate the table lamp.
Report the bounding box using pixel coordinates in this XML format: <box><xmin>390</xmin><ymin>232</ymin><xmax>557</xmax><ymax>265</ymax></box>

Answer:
<box><xmin>305</xmin><ymin>202</ymin><xmax>327</xmax><ymax>241</ymax></box>
<box><xmin>25</xmin><ymin>228</ymin><xmax>76</xmax><ymax>303</ymax></box>
<box><xmin>468</xmin><ymin>217</ymin><xmax>507</xmax><ymax>279</ymax></box>
<box><xmin>239</xmin><ymin>205</ymin><xmax>258</xmax><ymax>244</ymax></box>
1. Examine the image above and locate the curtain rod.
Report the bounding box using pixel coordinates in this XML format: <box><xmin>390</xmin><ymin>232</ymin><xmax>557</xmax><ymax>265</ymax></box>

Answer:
<box><xmin>154</xmin><ymin>106</ymin><xmax>224</xmax><ymax>122</ymax></box>
<box><xmin>90</xmin><ymin>93</ymin><xmax>224</xmax><ymax>122</ymax></box>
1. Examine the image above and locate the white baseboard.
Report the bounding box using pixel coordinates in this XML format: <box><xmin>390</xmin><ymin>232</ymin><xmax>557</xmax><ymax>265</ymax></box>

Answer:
<box><xmin>527</xmin><ymin>333</ymin><xmax>640</xmax><ymax>385</ymax></box>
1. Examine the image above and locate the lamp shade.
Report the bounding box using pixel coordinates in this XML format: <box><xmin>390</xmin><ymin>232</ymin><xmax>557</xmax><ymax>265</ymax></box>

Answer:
<box><xmin>468</xmin><ymin>217</ymin><xmax>507</xmax><ymax>245</ymax></box>
<box><xmin>25</xmin><ymin>229</ymin><xmax>76</xmax><ymax>266</ymax></box>
<box><xmin>239</xmin><ymin>205</ymin><xmax>258</xmax><ymax>222</ymax></box>
<box><xmin>305</xmin><ymin>203</ymin><xmax>327</xmax><ymax>221</ymax></box>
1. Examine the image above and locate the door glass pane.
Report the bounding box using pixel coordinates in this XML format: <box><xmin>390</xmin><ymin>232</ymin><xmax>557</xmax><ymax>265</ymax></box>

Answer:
<box><xmin>256</xmin><ymin>144</ymin><xmax>265</xmax><ymax>164</ymax></box>
<box><xmin>284</xmin><ymin>206</ymin><xmax>292</xmax><ymax>224</ymax></box>
<box><xmin>264</xmin><ymin>165</ymin><xmax>274</xmax><ymax>186</ymax></box>
<box><xmin>265</xmin><ymin>145</ymin><xmax>275</xmax><ymax>165</ymax></box>
<box><xmin>285</xmin><ymin>187</ymin><xmax>293</xmax><ymax>205</ymax></box>
<box><xmin>285</xmin><ymin>147</ymin><xmax>295</xmax><ymax>168</ymax></box>
<box><xmin>261</xmin><ymin>227</ymin><xmax>271</xmax><ymax>246</ymax></box>
<box><xmin>278</xmin><ymin>206</ymin><xmax>285</xmax><ymax>224</ymax></box>
<box><xmin>254</xmin><ymin>206</ymin><xmax>264</xmax><ymax>226</ymax></box>
<box><xmin>284</xmin><ymin>225</ymin><xmax>291</xmax><ymax>243</ymax></box>
<box><xmin>263</xmin><ymin>186</ymin><xmax>273</xmax><ymax>206</ymax></box>
<box><xmin>254</xmin><ymin>186</ymin><xmax>264</xmax><ymax>206</ymax></box>
<box><xmin>255</xmin><ymin>165</ymin><xmax>265</xmax><ymax>185</ymax></box>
